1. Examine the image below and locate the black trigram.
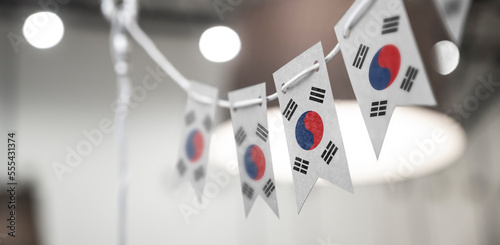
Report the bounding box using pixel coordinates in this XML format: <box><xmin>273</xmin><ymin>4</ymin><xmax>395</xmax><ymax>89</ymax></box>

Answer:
<box><xmin>177</xmin><ymin>159</ymin><xmax>187</xmax><ymax>176</ymax></box>
<box><xmin>242</xmin><ymin>183</ymin><xmax>254</xmax><ymax>199</ymax></box>
<box><xmin>382</xmin><ymin>16</ymin><xmax>400</xmax><ymax>35</ymax></box>
<box><xmin>194</xmin><ymin>167</ymin><xmax>205</xmax><ymax>181</ymax></box>
<box><xmin>352</xmin><ymin>44</ymin><xmax>369</xmax><ymax>69</ymax></box>
<box><xmin>235</xmin><ymin>127</ymin><xmax>247</xmax><ymax>146</ymax></box>
<box><xmin>282</xmin><ymin>98</ymin><xmax>298</xmax><ymax>121</ymax></box>
<box><xmin>263</xmin><ymin>179</ymin><xmax>275</xmax><ymax>198</ymax></box>
<box><xmin>256</xmin><ymin>123</ymin><xmax>268</xmax><ymax>142</ymax></box>
<box><xmin>185</xmin><ymin>111</ymin><xmax>195</xmax><ymax>126</ymax></box>
<box><xmin>321</xmin><ymin>141</ymin><xmax>338</xmax><ymax>165</ymax></box>
<box><xmin>309</xmin><ymin>86</ymin><xmax>326</xmax><ymax>104</ymax></box>
<box><xmin>370</xmin><ymin>100</ymin><xmax>388</xmax><ymax>117</ymax></box>
<box><xmin>203</xmin><ymin>116</ymin><xmax>212</xmax><ymax>132</ymax></box>
<box><xmin>293</xmin><ymin>157</ymin><xmax>309</xmax><ymax>175</ymax></box>
<box><xmin>400</xmin><ymin>66</ymin><xmax>418</xmax><ymax>92</ymax></box>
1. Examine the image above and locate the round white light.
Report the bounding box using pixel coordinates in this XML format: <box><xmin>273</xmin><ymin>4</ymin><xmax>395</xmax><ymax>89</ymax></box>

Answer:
<box><xmin>199</xmin><ymin>26</ymin><xmax>241</xmax><ymax>63</ymax></box>
<box><xmin>23</xmin><ymin>12</ymin><xmax>64</xmax><ymax>49</ymax></box>
<box><xmin>210</xmin><ymin>101</ymin><xmax>466</xmax><ymax>186</ymax></box>
<box><xmin>431</xmin><ymin>40</ymin><xmax>460</xmax><ymax>75</ymax></box>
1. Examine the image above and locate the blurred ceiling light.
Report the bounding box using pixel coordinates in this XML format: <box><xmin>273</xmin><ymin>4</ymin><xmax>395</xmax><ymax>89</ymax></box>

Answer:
<box><xmin>199</xmin><ymin>26</ymin><xmax>241</xmax><ymax>63</ymax></box>
<box><xmin>23</xmin><ymin>12</ymin><xmax>64</xmax><ymax>49</ymax></box>
<box><xmin>210</xmin><ymin>101</ymin><xmax>466</xmax><ymax>186</ymax></box>
<box><xmin>431</xmin><ymin>40</ymin><xmax>460</xmax><ymax>75</ymax></box>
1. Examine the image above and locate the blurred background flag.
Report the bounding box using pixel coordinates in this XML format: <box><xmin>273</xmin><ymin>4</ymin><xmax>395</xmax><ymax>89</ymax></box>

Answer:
<box><xmin>334</xmin><ymin>0</ymin><xmax>436</xmax><ymax>158</ymax></box>
<box><xmin>228</xmin><ymin>83</ymin><xmax>279</xmax><ymax>217</ymax></box>
<box><xmin>273</xmin><ymin>43</ymin><xmax>353</xmax><ymax>213</ymax></box>
<box><xmin>174</xmin><ymin>81</ymin><xmax>218</xmax><ymax>200</ymax></box>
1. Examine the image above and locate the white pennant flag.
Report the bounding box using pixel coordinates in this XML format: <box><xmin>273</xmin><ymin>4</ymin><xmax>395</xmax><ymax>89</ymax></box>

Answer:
<box><xmin>175</xmin><ymin>81</ymin><xmax>218</xmax><ymax>199</ymax></box>
<box><xmin>334</xmin><ymin>0</ymin><xmax>436</xmax><ymax>158</ymax></box>
<box><xmin>228</xmin><ymin>83</ymin><xmax>279</xmax><ymax>217</ymax></box>
<box><xmin>433</xmin><ymin>0</ymin><xmax>471</xmax><ymax>45</ymax></box>
<box><xmin>273</xmin><ymin>42</ymin><xmax>353</xmax><ymax>213</ymax></box>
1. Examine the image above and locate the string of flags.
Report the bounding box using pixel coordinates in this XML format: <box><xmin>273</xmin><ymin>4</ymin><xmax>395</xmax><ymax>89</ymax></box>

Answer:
<box><xmin>116</xmin><ymin>0</ymin><xmax>463</xmax><ymax>216</ymax></box>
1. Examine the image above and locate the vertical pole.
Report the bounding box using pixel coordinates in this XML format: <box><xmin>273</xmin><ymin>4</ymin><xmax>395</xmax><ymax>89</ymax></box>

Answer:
<box><xmin>103</xmin><ymin>1</ymin><xmax>137</xmax><ymax>244</ymax></box>
<box><xmin>110</xmin><ymin>9</ymin><xmax>131</xmax><ymax>245</ymax></box>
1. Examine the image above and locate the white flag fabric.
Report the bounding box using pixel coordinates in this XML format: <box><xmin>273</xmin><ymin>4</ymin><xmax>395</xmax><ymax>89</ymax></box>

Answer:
<box><xmin>228</xmin><ymin>83</ymin><xmax>279</xmax><ymax>217</ymax></box>
<box><xmin>433</xmin><ymin>0</ymin><xmax>471</xmax><ymax>45</ymax></box>
<box><xmin>334</xmin><ymin>0</ymin><xmax>436</xmax><ymax>158</ymax></box>
<box><xmin>175</xmin><ymin>81</ymin><xmax>218</xmax><ymax>199</ymax></box>
<box><xmin>273</xmin><ymin>42</ymin><xmax>353</xmax><ymax>213</ymax></box>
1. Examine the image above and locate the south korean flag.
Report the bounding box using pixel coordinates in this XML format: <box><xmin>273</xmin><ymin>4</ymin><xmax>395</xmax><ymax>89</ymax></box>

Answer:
<box><xmin>174</xmin><ymin>81</ymin><xmax>218</xmax><ymax>200</ymax></box>
<box><xmin>273</xmin><ymin>42</ymin><xmax>353</xmax><ymax>213</ymax></box>
<box><xmin>433</xmin><ymin>0</ymin><xmax>471</xmax><ymax>45</ymax></box>
<box><xmin>228</xmin><ymin>83</ymin><xmax>279</xmax><ymax>217</ymax></box>
<box><xmin>334</xmin><ymin>0</ymin><xmax>436</xmax><ymax>158</ymax></box>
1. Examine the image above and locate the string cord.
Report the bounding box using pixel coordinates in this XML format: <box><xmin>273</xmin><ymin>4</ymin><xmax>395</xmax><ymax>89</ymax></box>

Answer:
<box><xmin>343</xmin><ymin>0</ymin><xmax>374</xmax><ymax>38</ymax></box>
<box><xmin>126</xmin><ymin>20</ymin><xmax>340</xmax><ymax>108</ymax></box>
<box><xmin>123</xmin><ymin>0</ymin><xmax>373</xmax><ymax>108</ymax></box>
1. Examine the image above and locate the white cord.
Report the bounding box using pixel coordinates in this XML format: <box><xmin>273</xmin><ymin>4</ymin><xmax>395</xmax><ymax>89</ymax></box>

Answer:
<box><xmin>126</xmin><ymin>20</ymin><xmax>341</xmax><ymax>109</ymax></box>
<box><xmin>325</xmin><ymin>43</ymin><xmax>341</xmax><ymax>63</ymax></box>
<box><xmin>103</xmin><ymin>0</ymin><xmax>373</xmax><ymax>126</ymax></box>
<box><xmin>343</xmin><ymin>0</ymin><xmax>374</xmax><ymax>38</ymax></box>
<box><xmin>110</xmin><ymin>0</ymin><xmax>373</xmax><ymax>109</ymax></box>
<box><xmin>232</xmin><ymin>97</ymin><xmax>264</xmax><ymax>110</ymax></box>
<box><xmin>105</xmin><ymin>0</ymin><xmax>373</xmax><ymax>109</ymax></box>
<box><xmin>127</xmin><ymin>21</ymin><xmax>191</xmax><ymax>91</ymax></box>
<box><xmin>281</xmin><ymin>62</ymin><xmax>320</xmax><ymax>93</ymax></box>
